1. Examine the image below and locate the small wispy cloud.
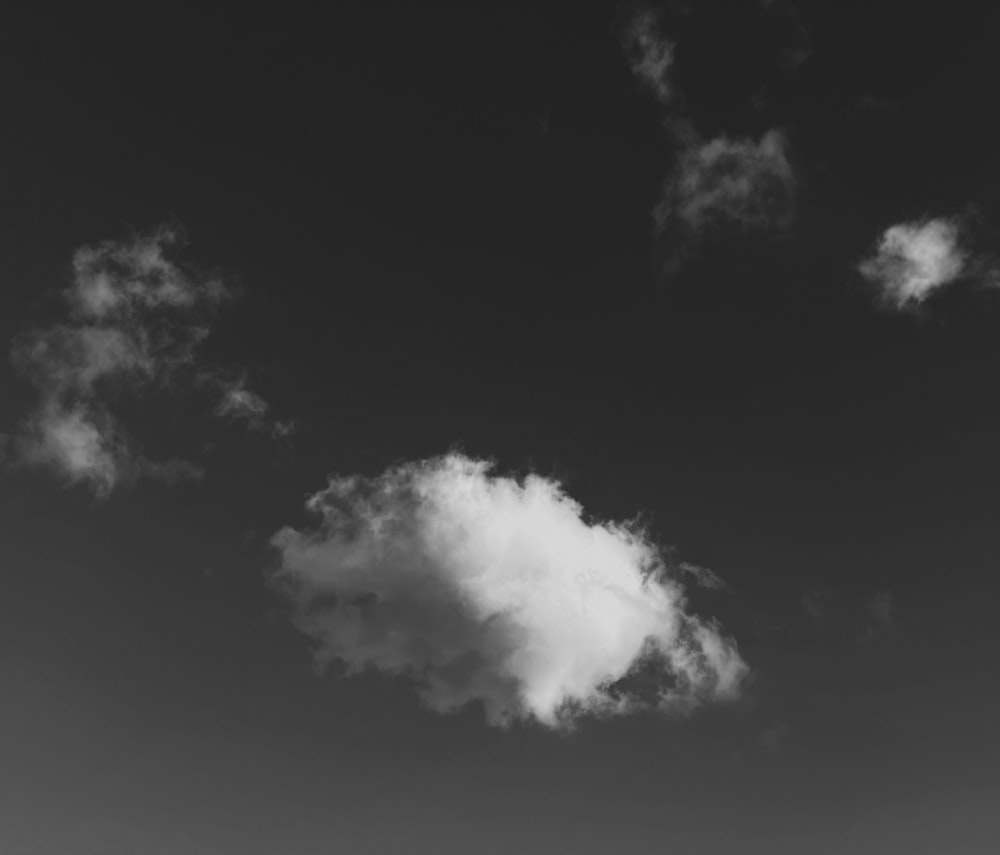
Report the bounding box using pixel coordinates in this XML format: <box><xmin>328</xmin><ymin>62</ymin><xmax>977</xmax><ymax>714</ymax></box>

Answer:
<box><xmin>217</xmin><ymin>382</ymin><xmax>269</xmax><ymax>422</ymax></box>
<box><xmin>10</xmin><ymin>226</ymin><xmax>296</xmax><ymax>494</ymax></box>
<box><xmin>657</xmin><ymin>129</ymin><xmax>795</xmax><ymax>245</ymax></box>
<box><xmin>857</xmin><ymin>590</ymin><xmax>895</xmax><ymax>643</ymax></box>
<box><xmin>866</xmin><ymin>590</ymin><xmax>894</xmax><ymax>629</ymax></box>
<box><xmin>10</xmin><ymin>226</ymin><xmax>225</xmax><ymax>494</ymax></box>
<box><xmin>760</xmin><ymin>0</ymin><xmax>813</xmax><ymax>71</ymax></box>
<box><xmin>758</xmin><ymin>721</ymin><xmax>787</xmax><ymax>752</ymax></box>
<box><xmin>206</xmin><ymin>373</ymin><xmax>296</xmax><ymax>438</ymax></box>
<box><xmin>623</xmin><ymin>9</ymin><xmax>676</xmax><ymax>108</ymax></box>
<box><xmin>796</xmin><ymin>586</ymin><xmax>897</xmax><ymax>646</ymax></box>
<box><xmin>622</xmin><ymin>9</ymin><xmax>797</xmax><ymax>263</ymax></box>
<box><xmin>858</xmin><ymin>218</ymin><xmax>969</xmax><ymax>309</ymax></box>
<box><xmin>270</xmin><ymin>453</ymin><xmax>746</xmax><ymax>729</ymax></box>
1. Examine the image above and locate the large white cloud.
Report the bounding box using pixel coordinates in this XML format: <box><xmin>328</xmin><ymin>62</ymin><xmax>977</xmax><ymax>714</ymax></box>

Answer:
<box><xmin>271</xmin><ymin>453</ymin><xmax>747</xmax><ymax>729</ymax></box>
<box><xmin>858</xmin><ymin>218</ymin><xmax>967</xmax><ymax>309</ymax></box>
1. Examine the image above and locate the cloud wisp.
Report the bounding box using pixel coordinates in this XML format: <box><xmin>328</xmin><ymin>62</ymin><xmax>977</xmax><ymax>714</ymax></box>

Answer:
<box><xmin>657</xmin><ymin>129</ymin><xmax>795</xmax><ymax>251</ymax></box>
<box><xmin>270</xmin><ymin>453</ymin><xmax>747</xmax><ymax>729</ymax></box>
<box><xmin>624</xmin><ymin>9</ymin><xmax>797</xmax><ymax>262</ymax></box>
<box><xmin>9</xmin><ymin>226</ymin><xmax>285</xmax><ymax>495</ymax></box>
<box><xmin>204</xmin><ymin>372</ymin><xmax>297</xmax><ymax>439</ymax></box>
<box><xmin>623</xmin><ymin>9</ymin><xmax>676</xmax><ymax>108</ymax></box>
<box><xmin>858</xmin><ymin>217</ymin><xmax>969</xmax><ymax>310</ymax></box>
<box><xmin>10</xmin><ymin>227</ymin><xmax>225</xmax><ymax>494</ymax></box>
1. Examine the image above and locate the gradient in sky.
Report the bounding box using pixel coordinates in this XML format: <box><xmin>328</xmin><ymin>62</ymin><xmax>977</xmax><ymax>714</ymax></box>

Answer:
<box><xmin>2</xmin><ymin>3</ymin><xmax>999</xmax><ymax>854</ymax></box>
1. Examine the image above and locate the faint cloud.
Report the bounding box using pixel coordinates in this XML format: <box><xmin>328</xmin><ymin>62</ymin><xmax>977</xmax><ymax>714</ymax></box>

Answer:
<box><xmin>622</xmin><ymin>9</ymin><xmax>797</xmax><ymax>266</ymax></box>
<box><xmin>867</xmin><ymin>590</ymin><xmax>894</xmax><ymax>629</ymax></box>
<box><xmin>271</xmin><ymin>453</ymin><xmax>747</xmax><ymax>729</ymax></box>
<box><xmin>623</xmin><ymin>9</ymin><xmax>676</xmax><ymax>107</ymax></box>
<box><xmin>858</xmin><ymin>218</ymin><xmax>968</xmax><ymax>309</ymax></box>
<box><xmin>657</xmin><ymin>129</ymin><xmax>795</xmax><ymax>248</ymax></box>
<box><xmin>760</xmin><ymin>0</ymin><xmax>813</xmax><ymax>71</ymax></box>
<box><xmin>798</xmin><ymin>585</ymin><xmax>898</xmax><ymax>646</ymax></box>
<box><xmin>217</xmin><ymin>382</ymin><xmax>269</xmax><ymax>423</ymax></box>
<box><xmin>537</xmin><ymin>108</ymin><xmax>551</xmax><ymax>139</ymax></box>
<box><xmin>751</xmin><ymin>611</ymin><xmax>786</xmax><ymax>639</ymax></box>
<box><xmin>9</xmin><ymin>226</ymin><xmax>224</xmax><ymax>495</ymax></box>
<box><xmin>857</xmin><ymin>590</ymin><xmax>895</xmax><ymax>643</ymax></box>
<box><xmin>207</xmin><ymin>373</ymin><xmax>295</xmax><ymax>438</ymax></box>
<box><xmin>678</xmin><ymin>560</ymin><xmax>731</xmax><ymax>591</ymax></box>
<box><xmin>758</xmin><ymin>721</ymin><xmax>787</xmax><ymax>751</ymax></box>
<box><xmin>9</xmin><ymin>226</ymin><xmax>294</xmax><ymax>494</ymax></box>
<box><xmin>800</xmin><ymin>587</ymin><xmax>832</xmax><ymax>624</ymax></box>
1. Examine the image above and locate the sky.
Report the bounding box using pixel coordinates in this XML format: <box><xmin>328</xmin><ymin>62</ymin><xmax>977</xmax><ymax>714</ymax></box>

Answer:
<box><xmin>1</xmin><ymin>2</ymin><xmax>999</xmax><ymax>853</ymax></box>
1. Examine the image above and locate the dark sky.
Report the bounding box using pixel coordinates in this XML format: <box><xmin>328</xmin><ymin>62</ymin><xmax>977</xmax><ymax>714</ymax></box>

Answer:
<box><xmin>2</xmin><ymin>3</ymin><xmax>999</xmax><ymax>853</ymax></box>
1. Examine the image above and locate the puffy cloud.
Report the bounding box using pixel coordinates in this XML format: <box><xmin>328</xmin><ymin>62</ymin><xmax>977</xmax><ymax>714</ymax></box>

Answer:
<box><xmin>270</xmin><ymin>453</ymin><xmax>746</xmax><ymax>729</ymax></box>
<box><xmin>858</xmin><ymin>218</ymin><xmax>967</xmax><ymax>309</ymax></box>
<box><xmin>658</xmin><ymin>129</ymin><xmax>795</xmax><ymax>240</ymax></box>
<box><xmin>10</xmin><ymin>227</ymin><xmax>225</xmax><ymax>494</ymax></box>
<box><xmin>623</xmin><ymin>9</ymin><xmax>676</xmax><ymax>107</ymax></box>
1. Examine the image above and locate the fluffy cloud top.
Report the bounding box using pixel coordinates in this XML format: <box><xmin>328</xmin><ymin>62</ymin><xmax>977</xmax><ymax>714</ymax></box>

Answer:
<box><xmin>271</xmin><ymin>454</ymin><xmax>746</xmax><ymax>729</ymax></box>
<box><xmin>658</xmin><ymin>129</ymin><xmax>795</xmax><ymax>238</ymax></box>
<box><xmin>858</xmin><ymin>218</ymin><xmax>967</xmax><ymax>309</ymax></box>
<box><xmin>11</xmin><ymin>227</ymin><xmax>227</xmax><ymax>494</ymax></box>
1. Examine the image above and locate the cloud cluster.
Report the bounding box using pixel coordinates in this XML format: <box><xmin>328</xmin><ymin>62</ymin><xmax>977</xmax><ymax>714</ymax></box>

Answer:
<box><xmin>9</xmin><ymin>226</ymin><xmax>290</xmax><ymax>494</ymax></box>
<box><xmin>271</xmin><ymin>453</ymin><xmax>746</xmax><ymax>729</ymax></box>
<box><xmin>624</xmin><ymin>9</ymin><xmax>796</xmax><ymax>260</ymax></box>
<box><xmin>858</xmin><ymin>218</ymin><xmax>968</xmax><ymax>309</ymax></box>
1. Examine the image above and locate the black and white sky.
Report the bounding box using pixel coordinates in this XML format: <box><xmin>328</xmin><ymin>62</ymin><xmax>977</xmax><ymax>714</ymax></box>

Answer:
<box><xmin>2</xmin><ymin>3</ymin><xmax>999</xmax><ymax>853</ymax></box>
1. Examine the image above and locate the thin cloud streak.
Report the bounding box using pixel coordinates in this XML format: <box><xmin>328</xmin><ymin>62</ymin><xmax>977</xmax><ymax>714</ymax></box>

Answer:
<box><xmin>270</xmin><ymin>453</ymin><xmax>746</xmax><ymax>729</ymax></box>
